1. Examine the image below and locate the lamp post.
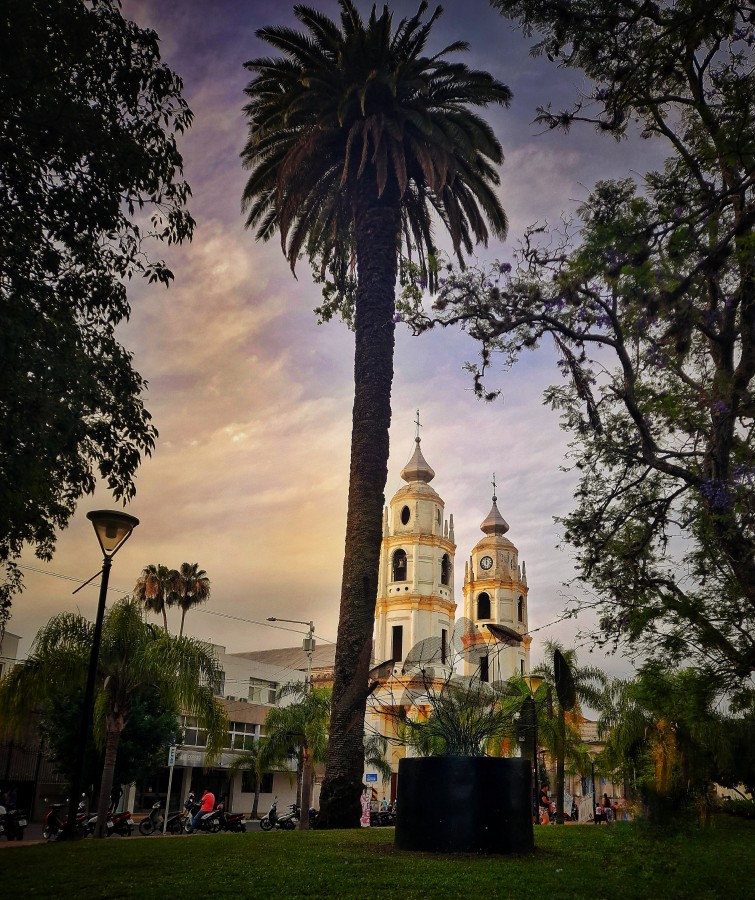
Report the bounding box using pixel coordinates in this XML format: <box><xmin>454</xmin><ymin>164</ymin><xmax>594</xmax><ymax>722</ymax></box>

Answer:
<box><xmin>64</xmin><ymin>510</ymin><xmax>138</xmax><ymax>839</ymax></box>
<box><xmin>266</xmin><ymin>617</ymin><xmax>315</xmax><ymax>689</ymax></box>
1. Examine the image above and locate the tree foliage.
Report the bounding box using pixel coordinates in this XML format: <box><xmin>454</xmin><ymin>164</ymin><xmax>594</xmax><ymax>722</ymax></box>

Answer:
<box><xmin>0</xmin><ymin>0</ymin><xmax>194</xmax><ymax>626</ymax></box>
<box><xmin>242</xmin><ymin>0</ymin><xmax>510</xmax><ymax>827</ymax></box>
<box><xmin>421</xmin><ymin>0</ymin><xmax>755</xmax><ymax>683</ymax></box>
<box><xmin>0</xmin><ymin>598</ymin><xmax>226</xmax><ymax>835</ymax></box>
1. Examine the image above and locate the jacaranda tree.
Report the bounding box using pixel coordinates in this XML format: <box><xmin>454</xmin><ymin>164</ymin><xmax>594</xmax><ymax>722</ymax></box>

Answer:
<box><xmin>421</xmin><ymin>0</ymin><xmax>755</xmax><ymax>685</ymax></box>
<box><xmin>241</xmin><ymin>0</ymin><xmax>510</xmax><ymax>826</ymax></box>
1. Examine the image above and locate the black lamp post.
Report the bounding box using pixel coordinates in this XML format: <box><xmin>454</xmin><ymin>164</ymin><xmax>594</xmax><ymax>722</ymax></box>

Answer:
<box><xmin>63</xmin><ymin>510</ymin><xmax>138</xmax><ymax>839</ymax></box>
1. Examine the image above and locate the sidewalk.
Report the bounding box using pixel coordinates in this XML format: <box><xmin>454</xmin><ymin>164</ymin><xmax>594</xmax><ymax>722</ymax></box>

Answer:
<box><xmin>0</xmin><ymin>818</ymin><xmax>262</xmax><ymax>846</ymax></box>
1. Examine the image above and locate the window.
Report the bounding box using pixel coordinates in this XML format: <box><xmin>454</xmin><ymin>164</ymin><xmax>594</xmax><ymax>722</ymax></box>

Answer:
<box><xmin>441</xmin><ymin>628</ymin><xmax>447</xmax><ymax>665</ymax></box>
<box><xmin>477</xmin><ymin>592</ymin><xmax>491</xmax><ymax>619</ymax></box>
<box><xmin>391</xmin><ymin>625</ymin><xmax>403</xmax><ymax>662</ymax></box>
<box><xmin>479</xmin><ymin>655</ymin><xmax>489</xmax><ymax>683</ymax></box>
<box><xmin>441</xmin><ymin>553</ymin><xmax>450</xmax><ymax>586</ymax></box>
<box><xmin>179</xmin><ymin>715</ymin><xmax>207</xmax><ymax>747</ymax></box>
<box><xmin>517</xmin><ymin>596</ymin><xmax>524</xmax><ymax>623</ymax></box>
<box><xmin>242</xmin><ymin>771</ymin><xmax>274</xmax><ymax>794</ymax></box>
<box><xmin>249</xmin><ymin>678</ymin><xmax>278</xmax><ymax>704</ymax></box>
<box><xmin>392</xmin><ymin>549</ymin><xmax>407</xmax><ymax>581</ymax></box>
<box><xmin>401</xmin><ymin>505</ymin><xmax>411</xmax><ymax>525</ymax></box>
<box><xmin>213</xmin><ymin>670</ymin><xmax>225</xmax><ymax>697</ymax></box>
<box><xmin>520</xmin><ymin>659</ymin><xmax>525</xmax><ymax>675</ymax></box>
<box><xmin>226</xmin><ymin>721</ymin><xmax>259</xmax><ymax>751</ymax></box>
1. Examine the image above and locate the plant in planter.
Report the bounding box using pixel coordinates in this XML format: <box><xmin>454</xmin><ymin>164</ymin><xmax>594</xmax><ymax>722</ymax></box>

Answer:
<box><xmin>368</xmin><ymin>618</ymin><xmax>534</xmax><ymax>853</ymax></box>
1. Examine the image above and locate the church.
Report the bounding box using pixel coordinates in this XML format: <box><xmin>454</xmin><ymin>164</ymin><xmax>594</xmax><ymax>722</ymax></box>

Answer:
<box><xmin>367</xmin><ymin>426</ymin><xmax>533</xmax><ymax>799</ymax></box>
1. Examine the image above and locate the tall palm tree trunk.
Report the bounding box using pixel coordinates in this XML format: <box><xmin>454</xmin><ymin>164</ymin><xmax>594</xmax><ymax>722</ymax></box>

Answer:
<box><xmin>299</xmin><ymin>747</ymin><xmax>313</xmax><ymax>830</ymax></box>
<box><xmin>318</xmin><ymin>192</ymin><xmax>399</xmax><ymax>828</ymax></box>
<box><xmin>95</xmin><ymin>718</ymin><xmax>125</xmax><ymax>838</ymax></box>
<box><xmin>556</xmin><ymin>708</ymin><xmax>565</xmax><ymax>825</ymax></box>
<box><xmin>179</xmin><ymin>608</ymin><xmax>187</xmax><ymax>637</ymax></box>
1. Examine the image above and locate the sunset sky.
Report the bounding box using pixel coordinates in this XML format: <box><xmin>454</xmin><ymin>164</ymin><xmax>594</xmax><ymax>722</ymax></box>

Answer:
<box><xmin>11</xmin><ymin>0</ymin><xmax>667</xmax><ymax>675</ymax></box>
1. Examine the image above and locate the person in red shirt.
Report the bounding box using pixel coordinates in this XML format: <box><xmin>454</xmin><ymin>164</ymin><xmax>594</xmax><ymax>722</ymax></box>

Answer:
<box><xmin>188</xmin><ymin>788</ymin><xmax>215</xmax><ymax>833</ymax></box>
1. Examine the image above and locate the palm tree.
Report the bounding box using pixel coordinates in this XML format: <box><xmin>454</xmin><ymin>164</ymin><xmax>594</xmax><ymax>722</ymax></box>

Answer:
<box><xmin>0</xmin><ymin>598</ymin><xmax>228</xmax><ymax>837</ymax></box>
<box><xmin>262</xmin><ymin>683</ymin><xmax>331</xmax><ymax>829</ymax></box>
<box><xmin>228</xmin><ymin>737</ymin><xmax>269</xmax><ymax>820</ymax></box>
<box><xmin>533</xmin><ymin>642</ymin><xmax>607</xmax><ymax>824</ymax></box>
<box><xmin>364</xmin><ymin>732</ymin><xmax>392</xmax><ymax>784</ymax></box>
<box><xmin>134</xmin><ymin>563</ymin><xmax>178</xmax><ymax>632</ymax></box>
<box><xmin>174</xmin><ymin>562</ymin><xmax>211</xmax><ymax>637</ymax></box>
<box><xmin>242</xmin><ymin>0</ymin><xmax>510</xmax><ymax>827</ymax></box>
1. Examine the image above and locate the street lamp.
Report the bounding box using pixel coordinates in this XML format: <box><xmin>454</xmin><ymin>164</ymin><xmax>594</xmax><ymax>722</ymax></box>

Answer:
<box><xmin>64</xmin><ymin>510</ymin><xmax>139</xmax><ymax>838</ymax></box>
<box><xmin>266</xmin><ymin>617</ymin><xmax>316</xmax><ymax>689</ymax></box>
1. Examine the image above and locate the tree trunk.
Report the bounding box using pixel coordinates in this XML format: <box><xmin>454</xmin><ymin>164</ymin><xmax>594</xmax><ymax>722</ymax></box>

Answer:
<box><xmin>252</xmin><ymin>780</ymin><xmax>260</xmax><ymax>819</ymax></box>
<box><xmin>179</xmin><ymin>607</ymin><xmax>186</xmax><ymax>638</ymax></box>
<box><xmin>318</xmin><ymin>189</ymin><xmax>399</xmax><ymax>828</ymax></box>
<box><xmin>162</xmin><ymin>606</ymin><xmax>169</xmax><ymax>633</ymax></box>
<box><xmin>94</xmin><ymin>716</ymin><xmax>125</xmax><ymax>839</ymax></box>
<box><xmin>299</xmin><ymin>747</ymin><xmax>313</xmax><ymax>829</ymax></box>
<box><xmin>556</xmin><ymin>707</ymin><xmax>565</xmax><ymax>825</ymax></box>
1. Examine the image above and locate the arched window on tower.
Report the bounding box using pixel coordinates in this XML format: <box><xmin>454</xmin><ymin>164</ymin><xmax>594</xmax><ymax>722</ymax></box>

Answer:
<box><xmin>392</xmin><ymin>549</ymin><xmax>407</xmax><ymax>582</ymax></box>
<box><xmin>517</xmin><ymin>595</ymin><xmax>524</xmax><ymax>623</ymax></box>
<box><xmin>477</xmin><ymin>592</ymin><xmax>491</xmax><ymax>619</ymax></box>
<box><xmin>441</xmin><ymin>554</ymin><xmax>450</xmax><ymax>586</ymax></box>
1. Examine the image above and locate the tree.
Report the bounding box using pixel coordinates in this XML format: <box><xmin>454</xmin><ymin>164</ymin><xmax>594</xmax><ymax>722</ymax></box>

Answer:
<box><xmin>421</xmin><ymin>0</ymin><xmax>755</xmax><ymax>684</ymax></box>
<box><xmin>242</xmin><ymin>0</ymin><xmax>510</xmax><ymax>828</ymax></box>
<box><xmin>134</xmin><ymin>563</ymin><xmax>179</xmax><ymax>633</ymax></box>
<box><xmin>0</xmin><ymin>598</ymin><xmax>227</xmax><ymax>837</ymax></box>
<box><xmin>262</xmin><ymin>683</ymin><xmax>331</xmax><ymax>830</ymax></box>
<box><xmin>0</xmin><ymin>0</ymin><xmax>195</xmax><ymax>632</ymax></box>
<box><xmin>38</xmin><ymin>685</ymin><xmax>178</xmax><ymax>802</ymax></box>
<box><xmin>598</xmin><ymin>663</ymin><xmax>728</xmax><ymax>824</ymax></box>
<box><xmin>174</xmin><ymin>562</ymin><xmax>211</xmax><ymax>637</ymax></box>
<box><xmin>228</xmin><ymin>737</ymin><xmax>269</xmax><ymax>821</ymax></box>
<box><xmin>532</xmin><ymin>642</ymin><xmax>606</xmax><ymax>824</ymax></box>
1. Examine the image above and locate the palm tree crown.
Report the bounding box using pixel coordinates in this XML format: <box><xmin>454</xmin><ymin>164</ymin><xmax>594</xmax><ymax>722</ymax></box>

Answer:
<box><xmin>134</xmin><ymin>563</ymin><xmax>178</xmax><ymax>633</ymax></box>
<box><xmin>242</xmin><ymin>0</ymin><xmax>510</xmax><ymax>286</ymax></box>
<box><xmin>174</xmin><ymin>562</ymin><xmax>211</xmax><ymax>637</ymax></box>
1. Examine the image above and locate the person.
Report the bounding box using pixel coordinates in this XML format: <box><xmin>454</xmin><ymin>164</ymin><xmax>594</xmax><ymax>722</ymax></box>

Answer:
<box><xmin>571</xmin><ymin>798</ymin><xmax>579</xmax><ymax>822</ymax></box>
<box><xmin>188</xmin><ymin>787</ymin><xmax>215</xmax><ymax>833</ymax></box>
<box><xmin>380</xmin><ymin>797</ymin><xmax>388</xmax><ymax>812</ymax></box>
<box><xmin>602</xmin><ymin>793</ymin><xmax>613</xmax><ymax>823</ymax></box>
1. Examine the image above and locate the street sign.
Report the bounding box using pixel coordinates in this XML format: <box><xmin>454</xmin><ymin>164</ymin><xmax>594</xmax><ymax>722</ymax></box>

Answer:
<box><xmin>168</xmin><ymin>745</ymin><xmax>176</xmax><ymax>768</ymax></box>
<box><xmin>365</xmin><ymin>773</ymin><xmax>378</xmax><ymax>783</ymax></box>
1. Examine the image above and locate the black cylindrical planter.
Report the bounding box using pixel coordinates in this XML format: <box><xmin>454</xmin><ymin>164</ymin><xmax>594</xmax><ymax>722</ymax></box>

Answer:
<box><xmin>395</xmin><ymin>756</ymin><xmax>534</xmax><ymax>854</ymax></box>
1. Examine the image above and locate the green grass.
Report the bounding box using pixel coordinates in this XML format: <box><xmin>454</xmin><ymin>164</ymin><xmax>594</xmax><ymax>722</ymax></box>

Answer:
<box><xmin>1</xmin><ymin>818</ymin><xmax>753</xmax><ymax>899</ymax></box>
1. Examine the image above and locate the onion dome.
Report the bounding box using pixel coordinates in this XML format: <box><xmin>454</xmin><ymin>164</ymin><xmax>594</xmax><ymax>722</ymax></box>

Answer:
<box><xmin>480</xmin><ymin>494</ymin><xmax>509</xmax><ymax>535</ymax></box>
<box><xmin>400</xmin><ymin>437</ymin><xmax>435</xmax><ymax>484</ymax></box>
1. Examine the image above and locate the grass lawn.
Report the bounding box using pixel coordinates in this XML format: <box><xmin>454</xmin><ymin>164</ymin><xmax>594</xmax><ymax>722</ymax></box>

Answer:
<box><xmin>0</xmin><ymin>817</ymin><xmax>753</xmax><ymax>899</ymax></box>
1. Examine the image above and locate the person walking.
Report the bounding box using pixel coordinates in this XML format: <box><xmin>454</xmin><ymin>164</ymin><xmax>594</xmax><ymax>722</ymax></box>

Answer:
<box><xmin>188</xmin><ymin>788</ymin><xmax>215</xmax><ymax>833</ymax></box>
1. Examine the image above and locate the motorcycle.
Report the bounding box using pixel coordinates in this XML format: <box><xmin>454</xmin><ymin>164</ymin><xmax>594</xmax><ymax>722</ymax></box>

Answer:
<box><xmin>138</xmin><ymin>801</ymin><xmax>164</xmax><ymax>835</ymax></box>
<box><xmin>260</xmin><ymin>797</ymin><xmax>299</xmax><ymax>831</ymax></box>
<box><xmin>86</xmin><ymin>808</ymin><xmax>135</xmax><ymax>837</ymax></box>
<box><xmin>216</xmin><ymin>802</ymin><xmax>246</xmax><ymax>833</ymax></box>
<box><xmin>0</xmin><ymin>807</ymin><xmax>28</xmax><ymax>840</ymax></box>
<box><xmin>165</xmin><ymin>795</ymin><xmax>194</xmax><ymax>834</ymax></box>
<box><xmin>43</xmin><ymin>799</ymin><xmax>88</xmax><ymax>841</ymax></box>
<box><xmin>183</xmin><ymin>798</ymin><xmax>221</xmax><ymax>833</ymax></box>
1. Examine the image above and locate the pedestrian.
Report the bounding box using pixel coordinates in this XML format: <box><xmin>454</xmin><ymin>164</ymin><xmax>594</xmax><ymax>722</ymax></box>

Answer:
<box><xmin>188</xmin><ymin>787</ymin><xmax>215</xmax><ymax>833</ymax></box>
<box><xmin>571</xmin><ymin>798</ymin><xmax>579</xmax><ymax>822</ymax></box>
<box><xmin>602</xmin><ymin>793</ymin><xmax>613</xmax><ymax>823</ymax></box>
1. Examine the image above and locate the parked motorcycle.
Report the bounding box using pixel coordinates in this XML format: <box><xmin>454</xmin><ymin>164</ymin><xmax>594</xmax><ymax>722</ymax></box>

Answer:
<box><xmin>165</xmin><ymin>795</ymin><xmax>194</xmax><ymax>834</ymax></box>
<box><xmin>0</xmin><ymin>807</ymin><xmax>28</xmax><ymax>840</ymax></box>
<box><xmin>260</xmin><ymin>797</ymin><xmax>299</xmax><ymax>831</ymax></box>
<box><xmin>216</xmin><ymin>802</ymin><xmax>246</xmax><ymax>833</ymax></box>
<box><xmin>86</xmin><ymin>808</ymin><xmax>135</xmax><ymax>837</ymax></box>
<box><xmin>138</xmin><ymin>801</ymin><xmax>164</xmax><ymax>835</ymax></box>
<box><xmin>43</xmin><ymin>799</ymin><xmax>88</xmax><ymax>841</ymax></box>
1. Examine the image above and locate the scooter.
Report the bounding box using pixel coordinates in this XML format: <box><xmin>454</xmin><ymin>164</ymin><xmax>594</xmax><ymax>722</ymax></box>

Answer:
<box><xmin>86</xmin><ymin>808</ymin><xmax>135</xmax><ymax>837</ymax></box>
<box><xmin>183</xmin><ymin>798</ymin><xmax>221</xmax><ymax>833</ymax></box>
<box><xmin>165</xmin><ymin>795</ymin><xmax>194</xmax><ymax>834</ymax></box>
<box><xmin>43</xmin><ymin>799</ymin><xmax>88</xmax><ymax>841</ymax></box>
<box><xmin>260</xmin><ymin>797</ymin><xmax>299</xmax><ymax>831</ymax></box>
<box><xmin>216</xmin><ymin>802</ymin><xmax>246</xmax><ymax>833</ymax></box>
<box><xmin>138</xmin><ymin>801</ymin><xmax>164</xmax><ymax>835</ymax></box>
<box><xmin>0</xmin><ymin>807</ymin><xmax>28</xmax><ymax>840</ymax></box>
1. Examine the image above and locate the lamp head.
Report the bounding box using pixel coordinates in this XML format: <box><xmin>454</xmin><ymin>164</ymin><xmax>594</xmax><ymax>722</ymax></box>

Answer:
<box><xmin>86</xmin><ymin>510</ymin><xmax>139</xmax><ymax>558</ymax></box>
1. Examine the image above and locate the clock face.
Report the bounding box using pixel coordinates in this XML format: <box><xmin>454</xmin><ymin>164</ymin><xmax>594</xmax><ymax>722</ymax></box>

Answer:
<box><xmin>479</xmin><ymin>555</ymin><xmax>493</xmax><ymax>571</ymax></box>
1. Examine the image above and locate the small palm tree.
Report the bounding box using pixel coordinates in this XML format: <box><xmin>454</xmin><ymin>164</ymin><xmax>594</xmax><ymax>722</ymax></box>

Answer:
<box><xmin>364</xmin><ymin>732</ymin><xmax>392</xmax><ymax>784</ymax></box>
<box><xmin>174</xmin><ymin>562</ymin><xmax>211</xmax><ymax>637</ymax></box>
<box><xmin>0</xmin><ymin>598</ymin><xmax>228</xmax><ymax>837</ymax></box>
<box><xmin>243</xmin><ymin>0</ymin><xmax>510</xmax><ymax>826</ymax></box>
<box><xmin>262</xmin><ymin>683</ymin><xmax>331</xmax><ymax>829</ymax></box>
<box><xmin>228</xmin><ymin>737</ymin><xmax>269</xmax><ymax>820</ymax></box>
<box><xmin>534</xmin><ymin>642</ymin><xmax>607</xmax><ymax>824</ymax></box>
<box><xmin>134</xmin><ymin>563</ymin><xmax>178</xmax><ymax>632</ymax></box>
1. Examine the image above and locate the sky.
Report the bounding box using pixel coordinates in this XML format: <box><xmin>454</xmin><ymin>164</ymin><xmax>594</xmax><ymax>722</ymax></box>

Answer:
<box><xmin>10</xmin><ymin>0</ymin><xmax>667</xmax><ymax>675</ymax></box>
